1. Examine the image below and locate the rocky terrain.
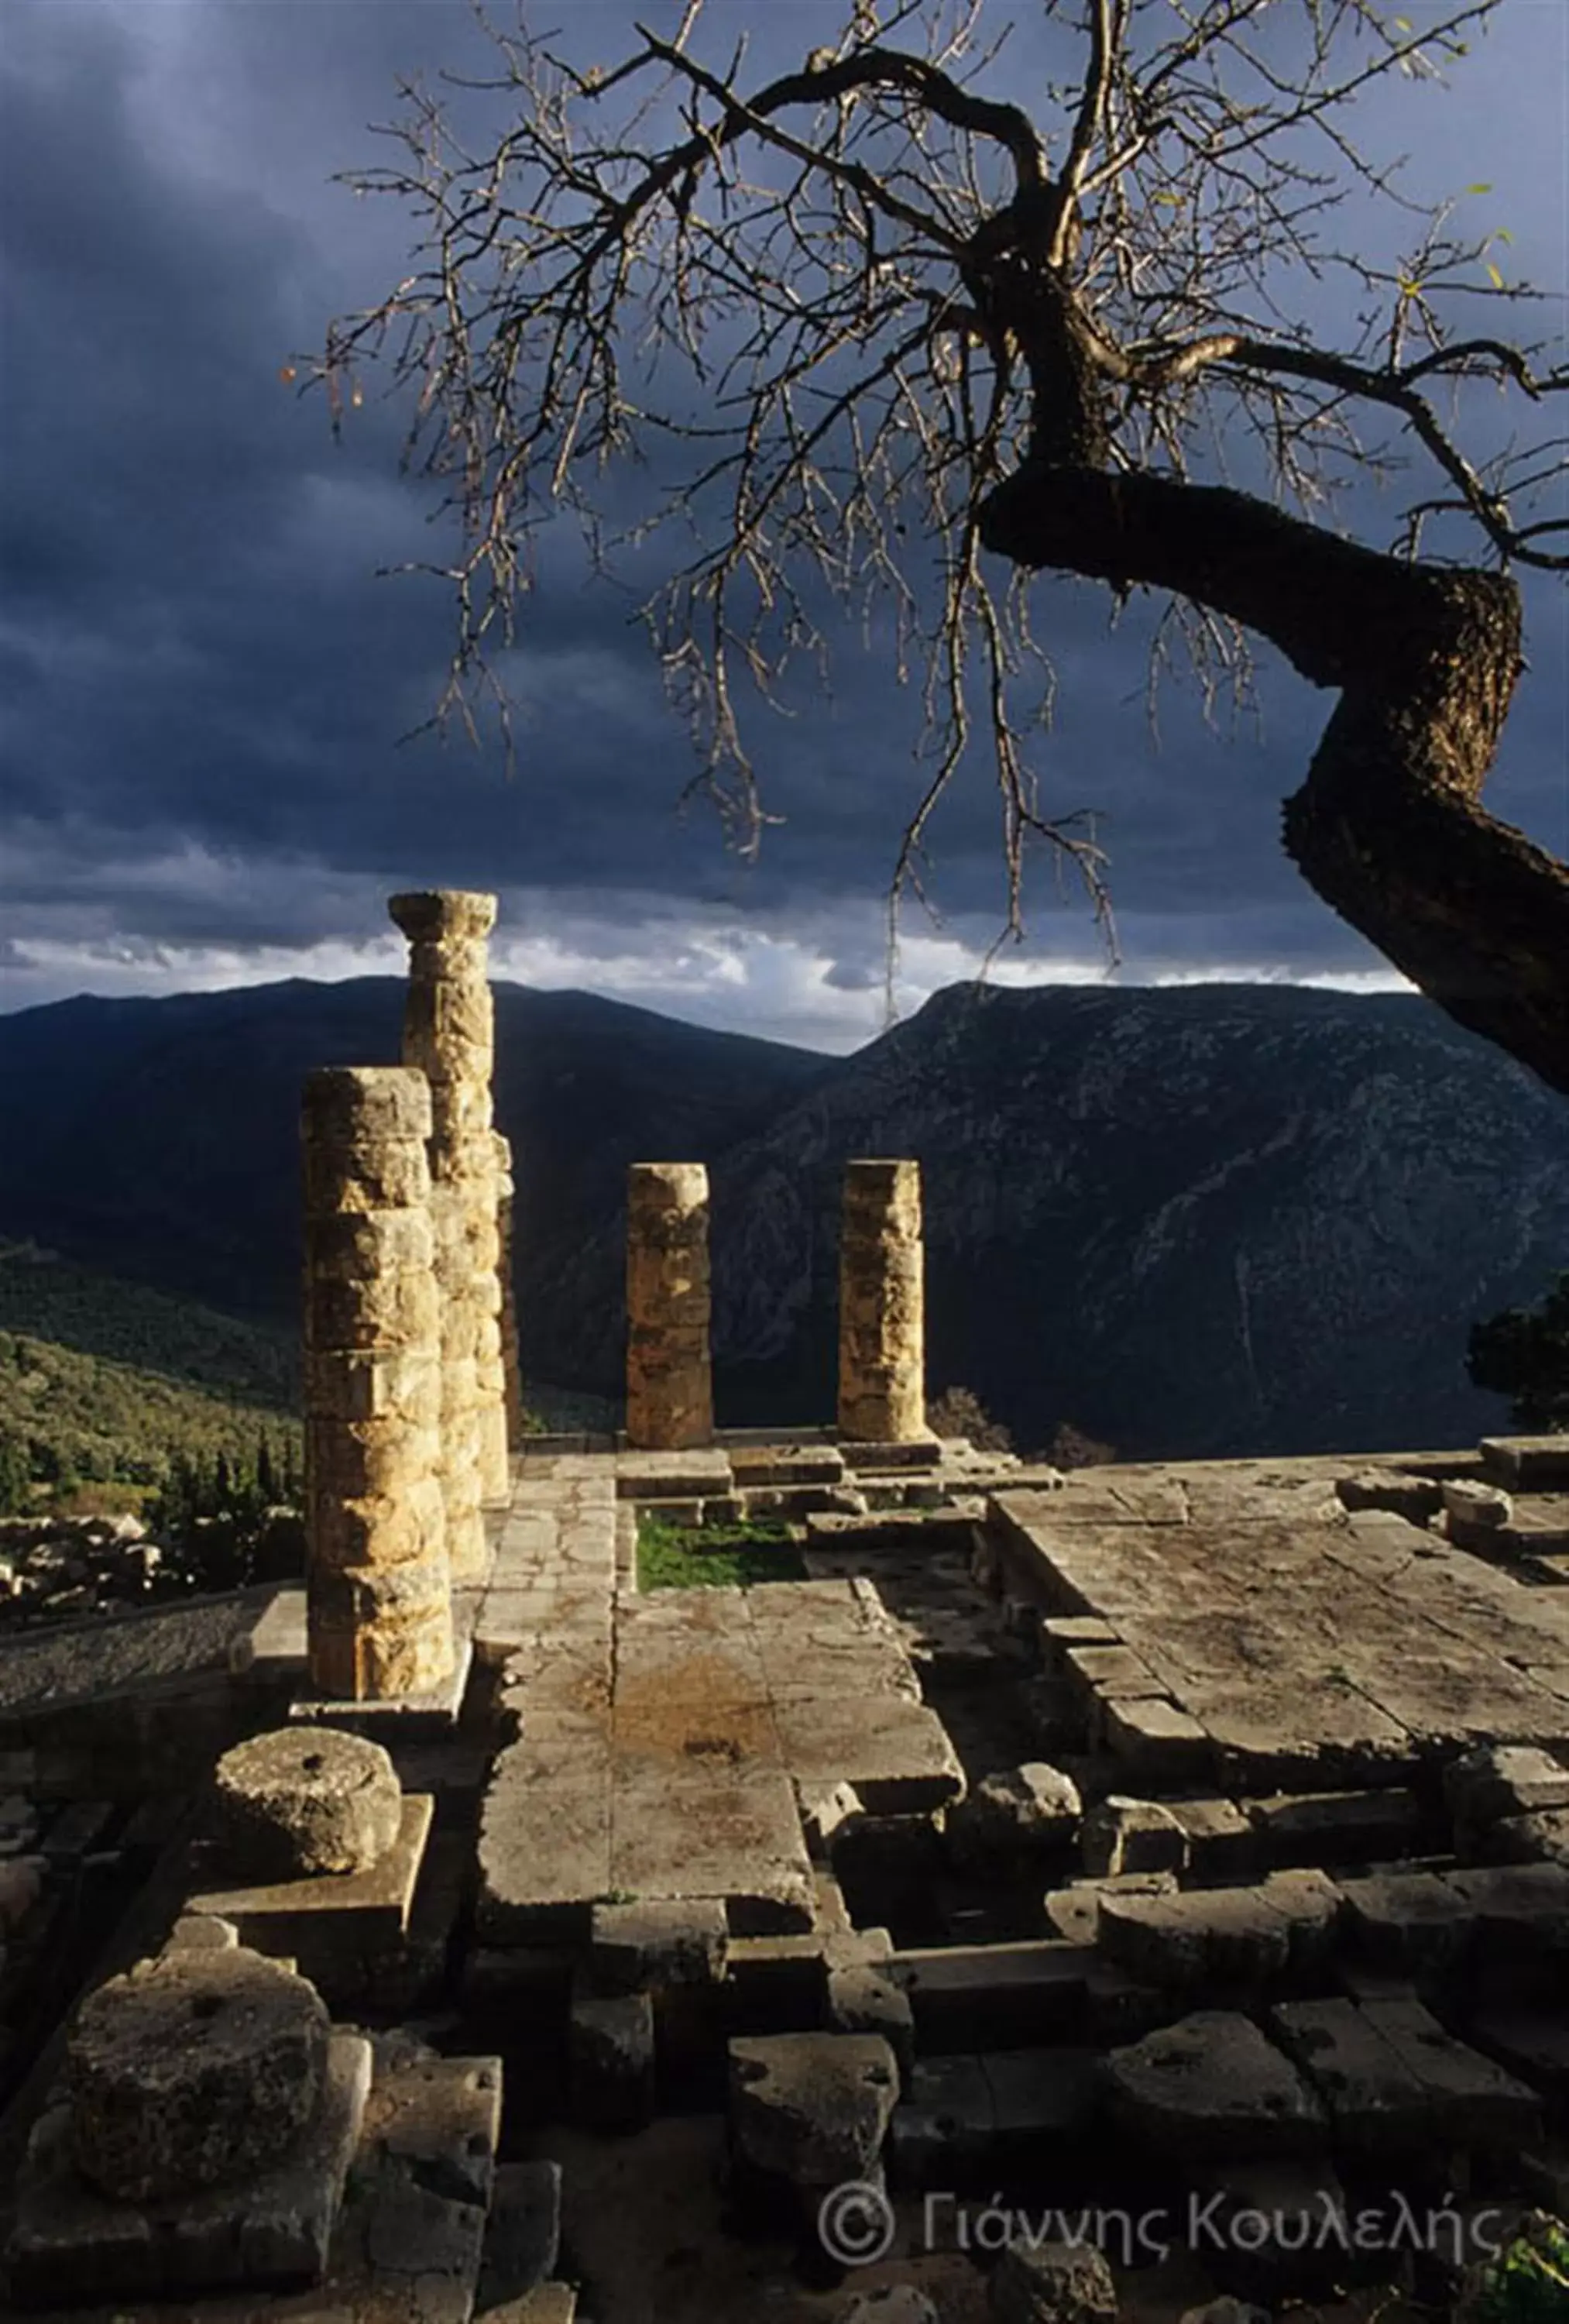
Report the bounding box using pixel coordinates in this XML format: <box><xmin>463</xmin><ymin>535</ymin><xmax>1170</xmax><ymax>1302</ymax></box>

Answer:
<box><xmin>2</xmin><ymin>976</ymin><xmax>1567</xmax><ymax>1459</ymax></box>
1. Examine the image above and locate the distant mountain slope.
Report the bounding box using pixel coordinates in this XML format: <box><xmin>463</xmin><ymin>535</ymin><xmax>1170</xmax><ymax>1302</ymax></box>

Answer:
<box><xmin>1</xmin><ymin>975</ymin><xmax>1563</xmax><ymax>1459</ymax></box>
<box><xmin>518</xmin><ymin>982</ymin><xmax>1569</xmax><ymax>1457</ymax></box>
<box><xmin>0</xmin><ymin>1247</ymin><xmax>297</xmax><ymax>1406</ymax></box>
<box><xmin>0</xmin><ymin>979</ymin><xmax>830</xmax><ymax>1325</ymax></box>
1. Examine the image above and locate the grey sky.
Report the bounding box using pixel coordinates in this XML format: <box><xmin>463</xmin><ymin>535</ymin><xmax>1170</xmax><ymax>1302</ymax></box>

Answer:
<box><xmin>1</xmin><ymin>0</ymin><xmax>1564</xmax><ymax>1052</ymax></box>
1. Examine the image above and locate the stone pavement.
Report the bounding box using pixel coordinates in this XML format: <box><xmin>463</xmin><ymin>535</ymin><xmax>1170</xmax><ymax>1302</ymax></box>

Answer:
<box><xmin>993</xmin><ymin>1461</ymin><xmax>1569</xmax><ymax>1791</ymax></box>
<box><xmin>476</xmin><ymin>1448</ymin><xmax>964</xmax><ymax>1944</ymax></box>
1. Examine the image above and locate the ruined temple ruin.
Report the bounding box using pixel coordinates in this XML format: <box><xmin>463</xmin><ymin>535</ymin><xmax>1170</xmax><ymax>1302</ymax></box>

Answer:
<box><xmin>1</xmin><ymin>890</ymin><xmax>1568</xmax><ymax>2320</ymax></box>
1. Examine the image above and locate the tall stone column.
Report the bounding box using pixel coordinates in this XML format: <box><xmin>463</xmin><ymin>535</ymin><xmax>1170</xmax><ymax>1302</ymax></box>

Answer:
<box><xmin>493</xmin><ymin>1129</ymin><xmax>527</xmax><ymax>1447</ymax></box>
<box><xmin>302</xmin><ymin>1067</ymin><xmax>453</xmax><ymax>1700</ymax></box>
<box><xmin>625</xmin><ymin>1163</ymin><xmax>714</xmax><ymax>1450</ymax></box>
<box><xmin>837</xmin><ymin>1159</ymin><xmax>927</xmax><ymax>1443</ymax></box>
<box><xmin>388</xmin><ymin>890</ymin><xmax>508</xmax><ymax>1563</ymax></box>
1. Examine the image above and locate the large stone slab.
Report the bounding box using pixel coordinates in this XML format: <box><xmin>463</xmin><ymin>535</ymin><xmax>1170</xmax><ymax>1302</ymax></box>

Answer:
<box><xmin>477</xmin><ymin>1759</ymin><xmax>612</xmax><ymax>1944</ymax></box>
<box><xmin>1269</xmin><ymin>1999</ymin><xmax>1432</xmax><ymax>2154</ymax></box>
<box><xmin>610</xmin><ymin>1763</ymin><xmax>814</xmax><ymax>1934</ymax></box>
<box><xmin>187</xmin><ymin>1792</ymin><xmax>434</xmax><ymax>1963</ymax></box>
<box><xmin>1359</xmin><ymin>1995</ymin><xmax>1541</xmax><ymax>2147</ymax></box>
<box><xmin>8</xmin><ymin>2031</ymin><xmax>371</xmax><ymax>2305</ymax></box>
<box><xmin>729</xmin><ymin>2030</ymin><xmax>898</xmax><ymax>2186</ymax></box>
<box><xmin>1103</xmin><ymin>2010</ymin><xmax>1328</xmax><ymax>2161</ymax></box>
<box><xmin>1480</xmin><ymin>1437</ymin><xmax>1569</xmax><ymax>1490</ymax></box>
<box><xmin>771</xmin><ymin>1694</ymin><xmax>963</xmax><ymax>1813</ymax></box>
<box><xmin>989</xmin><ymin>1492</ymin><xmax>1569</xmax><ymax>1776</ymax></box>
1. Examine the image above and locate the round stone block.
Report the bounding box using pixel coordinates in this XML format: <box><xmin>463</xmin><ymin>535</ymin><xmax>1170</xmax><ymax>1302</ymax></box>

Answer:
<box><xmin>68</xmin><ymin>1948</ymin><xmax>330</xmax><ymax>2202</ymax></box>
<box><xmin>213</xmin><ymin>1726</ymin><xmax>403</xmax><ymax>1877</ymax></box>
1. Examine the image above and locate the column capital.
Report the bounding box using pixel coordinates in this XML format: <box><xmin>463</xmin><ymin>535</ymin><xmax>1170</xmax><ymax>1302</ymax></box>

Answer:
<box><xmin>388</xmin><ymin>889</ymin><xmax>497</xmax><ymax>944</ymax></box>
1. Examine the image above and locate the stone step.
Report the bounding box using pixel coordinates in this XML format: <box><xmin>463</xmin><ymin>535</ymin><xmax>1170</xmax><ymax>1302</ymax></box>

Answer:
<box><xmin>888</xmin><ymin>2046</ymin><xmax>1099</xmax><ymax>2187</ymax></box>
<box><xmin>1479</xmin><ymin>1436</ymin><xmax>1569</xmax><ymax>1491</ymax></box>
<box><xmin>890</xmin><ymin>1940</ymin><xmax>1092</xmax><ymax>2051</ymax></box>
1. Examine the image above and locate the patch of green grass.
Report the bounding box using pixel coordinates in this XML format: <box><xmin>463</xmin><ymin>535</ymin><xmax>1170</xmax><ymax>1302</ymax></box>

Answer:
<box><xmin>1474</xmin><ymin>2214</ymin><xmax>1569</xmax><ymax>2322</ymax></box>
<box><xmin>637</xmin><ymin>1512</ymin><xmax>808</xmax><ymax>1590</ymax></box>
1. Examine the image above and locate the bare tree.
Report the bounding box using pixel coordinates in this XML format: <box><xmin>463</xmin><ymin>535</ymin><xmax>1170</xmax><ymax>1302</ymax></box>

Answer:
<box><xmin>307</xmin><ymin>0</ymin><xmax>1568</xmax><ymax>1094</ymax></box>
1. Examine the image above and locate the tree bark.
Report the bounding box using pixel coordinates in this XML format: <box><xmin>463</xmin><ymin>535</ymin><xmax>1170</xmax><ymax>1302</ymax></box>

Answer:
<box><xmin>979</xmin><ymin>461</ymin><xmax>1569</xmax><ymax>1100</ymax></box>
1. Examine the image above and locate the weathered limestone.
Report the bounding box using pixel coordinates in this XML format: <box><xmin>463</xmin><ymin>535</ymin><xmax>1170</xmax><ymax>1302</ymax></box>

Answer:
<box><xmin>989</xmin><ymin>2239</ymin><xmax>1119</xmax><ymax>2324</ymax></box>
<box><xmin>625</xmin><ymin>1162</ymin><xmax>715</xmax><ymax>1450</ymax></box>
<box><xmin>495</xmin><ymin>1128</ymin><xmax>527</xmax><ymax>1447</ymax></box>
<box><xmin>729</xmin><ymin>2030</ymin><xmax>899</xmax><ymax>2188</ymax></box>
<box><xmin>946</xmin><ymin>1763</ymin><xmax>1082</xmax><ymax>1872</ymax></box>
<box><xmin>67</xmin><ymin>1948</ymin><xmax>331</xmax><ymax>2202</ymax></box>
<box><xmin>1102</xmin><ymin>2010</ymin><xmax>1327</xmax><ymax>2160</ymax></box>
<box><xmin>838</xmin><ymin>1160</ymin><xmax>926</xmax><ymax>1443</ymax></box>
<box><xmin>303</xmin><ymin>1067</ymin><xmax>455</xmax><ymax>1701</ymax></box>
<box><xmin>390</xmin><ymin>889</ymin><xmax>508</xmax><ymax>1559</ymax></box>
<box><xmin>213</xmin><ymin>1725</ymin><xmax>403</xmax><ymax>1878</ymax></box>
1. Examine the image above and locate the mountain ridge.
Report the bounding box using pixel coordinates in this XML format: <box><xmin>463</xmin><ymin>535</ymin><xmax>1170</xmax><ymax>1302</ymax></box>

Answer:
<box><xmin>1</xmin><ymin>975</ymin><xmax>1562</xmax><ymax>1459</ymax></box>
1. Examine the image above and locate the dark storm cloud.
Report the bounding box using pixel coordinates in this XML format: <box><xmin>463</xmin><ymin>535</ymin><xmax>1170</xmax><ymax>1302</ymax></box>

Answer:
<box><xmin>0</xmin><ymin>0</ymin><xmax>1564</xmax><ymax>1038</ymax></box>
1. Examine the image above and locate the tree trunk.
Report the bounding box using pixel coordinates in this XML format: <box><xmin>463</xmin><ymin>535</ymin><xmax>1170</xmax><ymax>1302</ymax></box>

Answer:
<box><xmin>978</xmin><ymin>461</ymin><xmax>1569</xmax><ymax>1102</ymax></box>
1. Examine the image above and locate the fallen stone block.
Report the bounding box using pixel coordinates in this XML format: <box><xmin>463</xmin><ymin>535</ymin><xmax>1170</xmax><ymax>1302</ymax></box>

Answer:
<box><xmin>1336</xmin><ymin>1467</ymin><xmax>1444</xmax><ymax>1521</ymax></box>
<box><xmin>1168</xmin><ymin>1797</ymin><xmax>1258</xmax><ymax>1880</ymax></box>
<box><xmin>1359</xmin><ymin>1994</ymin><xmax>1540</xmax><ymax>2149</ymax></box>
<box><xmin>1338</xmin><ymin>1870</ymin><xmax>1475</xmax><ymax>1981</ymax></box>
<box><xmin>725</xmin><ymin>1933</ymin><xmax>829</xmax><ymax>2033</ymax></box>
<box><xmin>1444</xmin><ymin>1742</ymin><xmax>1569</xmax><ymax>1859</ymax></box>
<box><xmin>570</xmin><ymin>1986</ymin><xmax>655</xmax><ymax>2132</ymax></box>
<box><xmin>1478</xmin><ymin>1435</ymin><xmax>1569</xmax><ymax>1491</ymax></box>
<box><xmin>828</xmin><ymin>1958</ymin><xmax>915</xmax><ymax>2084</ymax></box>
<box><xmin>839</xmin><ymin>2288</ymin><xmax>943</xmax><ymax>2324</ymax></box>
<box><xmin>1269</xmin><ymin>1997</ymin><xmax>1432</xmax><ymax>2155</ymax></box>
<box><xmin>773</xmin><ymin>1693</ymin><xmax>965</xmax><ymax>1815</ymax></box>
<box><xmin>590</xmin><ymin>1896</ymin><xmax>728</xmax><ymax>1993</ymax></box>
<box><xmin>1442</xmin><ymin>1479</ymin><xmax>1514</xmax><ymax>1539</ymax></box>
<box><xmin>1102</xmin><ymin>2010</ymin><xmax>1328</xmax><ymax>2160</ymax></box>
<box><xmin>1184</xmin><ymin>2155</ymin><xmax>1350</xmax><ymax>2305</ymax></box>
<box><xmin>892</xmin><ymin>1941</ymin><xmax>1090</xmax><ymax>2053</ymax></box>
<box><xmin>1257</xmin><ymin>1868</ymin><xmax>1346</xmax><ymax>1981</ymax></box>
<box><xmin>1468</xmin><ymin>2006</ymin><xmax>1569</xmax><ymax>2099</ymax></box>
<box><xmin>1096</xmin><ymin>1887</ymin><xmax>1291</xmax><ymax>2000</ymax></box>
<box><xmin>1080</xmin><ymin>1795</ymin><xmax>1189</xmax><ymax>1879</ymax></box>
<box><xmin>1246</xmin><ymin>1786</ymin><xmax>1423</xmax><ymax>1869</ymax></box>
<box><xmin>1443</xmin><ymin>1861</ymin><xmax>1569</xmax><ymax>1969</ymax></box>
<box><xmin>988</xmin><ymin>2237</ymin><xmax>1118</xmax><ymax>2324</ymax></box>
<box><xmin>946</xmin><ymin>1764</ymin><xmax>1081</xmax><ymax>1872</ymax></box>
<box><xmin>1045</xmin><ymin>1872</ymin><xmax>1177</xmax><ymax>1948</ymax></box>
<box><xmin>1102</xmin><ymin>1696</ymin><xmax>1214</xmax><ymax>1785</ymax></box>
<box><xmin>799</xmin><ymin>1778</ymin><xmax>867</xmax><ymax>1855</ymax></box>
<box><xmin>1481</xmin><ymin>1807</ymin><xmax>1569</xmax><ymax>1868</ymax></box>
<box><xmin>1040</xmin><ymin>1614</ymin><xmax>1121</xmax><ymax>1655</ymax></box>
<box><xmin>889</xmin><ymin>2054</ymin><xmax>994</xmax><ymax>2187</ymax></box>
<box><xmin>981</xmin><ymin>2047</ymin><xmax>1100</xmax><ymax>2154</ymax></box>
<box><xmin>1018</xmin><ymin>1676</ymin><xmax>1083</xmax><ymax>1755</ymax></box>
<box><xmin>729</xmin><ymin>2030</ymin><xmax>899</xmax><ymax>2189</ymax></box>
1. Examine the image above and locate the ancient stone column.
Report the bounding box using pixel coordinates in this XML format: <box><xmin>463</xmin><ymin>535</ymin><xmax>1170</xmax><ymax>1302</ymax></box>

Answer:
<box><xmin>388</xmin><ymin>890</ymin><xmax>508</xmax><ymax>1556</ymax></box>
<box><xmin>493</xmin><ymin>1129</ymin><xmax>527</xmax><ymax>1446</ymax></box>
<box><xmin>302</xmin><ymin>1067</ymin><xmax>454</xmax><ymax>1700</ymax></box>
<box><xmin>837</xmin><ymin>1159</ymin><xmax>927</xmax><ymax>1442</ymax></box>
<box><xmin>625</xmin><ymin>1163</ymin><xmax>714</xmax><ymax>1450</ymax></box>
